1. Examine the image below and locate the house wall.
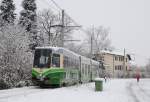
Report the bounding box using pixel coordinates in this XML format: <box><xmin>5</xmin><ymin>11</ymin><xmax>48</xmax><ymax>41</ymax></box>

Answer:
<box><xmin>96</xmin><ymin>53</ymin><xmax>130</xmax><ymax>78</ymax></box>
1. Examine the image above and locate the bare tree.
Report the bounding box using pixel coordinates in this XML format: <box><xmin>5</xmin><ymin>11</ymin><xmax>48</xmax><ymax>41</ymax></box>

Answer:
<box><xmin>85</xmin><ymin>26</ymin><xmax>113</xmax><ymax>58</ymax></box>
<box><xmin>145</xmin><ymin>59</ymin><xmax>150</xmax><ymax>78</ymax></box>
<box><xmin>37</xmin><ymin>9</ymin><xmax>74</xmax><ymax>47</ymax></box>
<box><xmin>66</xmin><ymin>42</ymin><xmax>87</xmax><ymax>56</ymax></box>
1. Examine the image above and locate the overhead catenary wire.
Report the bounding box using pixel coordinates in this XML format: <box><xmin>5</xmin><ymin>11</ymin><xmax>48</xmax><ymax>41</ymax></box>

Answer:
<box><xmin>45</xmin><ymin>0</ymin><xmax>84</xmax><ymax>47</ymax></box>
<box><xmin>49</xmin><ymin>0</ymin><xmax>85</xmax><ymax>30</ymax></box>
<box><xmin>42</xmin><ymin>0</ymin><xmax>61</xmax><ymax>13</ymax></box>
<box><xmin>50</xmin><ymin>0</ymin><xmax>63</xmax><ymax>10</ymax></box>
<box><xmin>43</xmin><ymin>0</ymin><xmax>100</xmax><ymax>47</ymax></box>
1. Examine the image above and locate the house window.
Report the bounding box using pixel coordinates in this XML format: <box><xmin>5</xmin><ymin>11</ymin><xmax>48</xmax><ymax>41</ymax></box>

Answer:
<box><xmin>120</xmin><ymin>65</ymin><xmax>123</xmax><ymax>70</ymax></box>
<box><xmin>119</xmin><ymin>65</ymin><xmax>121</xmax><ymax>70</ymax></box>
<box><xmin>119</xmin><ymin>57</ymin><xmax>121</xmax><ymax>61</ymax></box>
<box><xmin>115</xmin><ymin>66</ymin><xmax>117</xmax><ymax>70</ymax></box>
<box><xmin>122</xmin><ymin>56</ymin><xmax>124</xmax><ymax>61</ymax></box>
<box><xmin>115</xmin><ymin>56</ymin><xmax>118</xmax><ymax>61</ymax></box>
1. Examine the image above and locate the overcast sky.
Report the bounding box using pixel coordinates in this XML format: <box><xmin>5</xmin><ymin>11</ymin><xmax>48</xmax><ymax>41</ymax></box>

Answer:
<box><xmin>12</xmin><ymin>0</ymin><xmax>150</xmax><ymax>66</ymax></box>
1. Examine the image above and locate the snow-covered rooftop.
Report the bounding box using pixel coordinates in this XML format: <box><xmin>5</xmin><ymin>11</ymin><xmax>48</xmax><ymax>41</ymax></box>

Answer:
<box><xmin>101</xmin><ymin>50</ymin><xmax>125</xmax><ymax>56</ymax></box>
<box><xmin>129</xmin><ymin>61</ymin><xmax>137</xmax><ymax>66</ymax></box>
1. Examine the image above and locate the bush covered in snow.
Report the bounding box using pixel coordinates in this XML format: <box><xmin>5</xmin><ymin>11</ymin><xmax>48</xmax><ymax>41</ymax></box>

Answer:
<box><xmin>0</xmin><ymin>0</ymin><xmax>16</xmax><ymax>24</ymax></box>
<box><xmin>0</xmin><ymin>25</ymin><xmax>33</xmax><ymax>89</ymax></box>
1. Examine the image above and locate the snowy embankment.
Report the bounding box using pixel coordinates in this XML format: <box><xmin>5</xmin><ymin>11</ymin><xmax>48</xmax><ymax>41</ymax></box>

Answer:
<box><xmin>0</xmin><ymin>79</ymin><xmax>150</xmax><ymax>102</ymax></box>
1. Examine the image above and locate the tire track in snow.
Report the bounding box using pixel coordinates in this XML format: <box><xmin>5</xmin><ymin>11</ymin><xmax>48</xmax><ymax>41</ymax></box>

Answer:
<box><xmin>128</xmin><ymin>81</ymin><xmax>150</xmax><ymax>102</ymax></box>
<box><xmin>138</xmin><ymin>84</ymin><xmax>150</xmax><ymax>98</ymax></box>
<box><xmin>136</xmin><ymin>84</ymin><xmax>150</xmax><ymax>102</ymax></box>
<box><xmin>127</xmin><ymin>82</ymin><xmax>140</xmax><ymax>102</ymax></box>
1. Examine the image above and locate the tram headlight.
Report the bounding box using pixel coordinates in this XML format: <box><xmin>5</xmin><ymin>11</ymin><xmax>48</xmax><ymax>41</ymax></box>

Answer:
<box><xmin>37</xmin><ymin>74</ymin><xmax>41</xmax><ymax>79</ymax></box>
<box><xmin>37</xmin><ymin>74</ymin><xmax>45</xmax><ymax>81</ymax></box>
<box><xmin>40</xmin><ymin>77</ymin><xmax>44</xmax><ymax>81</ymax></box>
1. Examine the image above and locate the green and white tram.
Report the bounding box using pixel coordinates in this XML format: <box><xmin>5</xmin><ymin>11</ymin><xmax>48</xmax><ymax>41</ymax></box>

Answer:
<box><xmin>32</xmin><ymin>46</ymin><xmax>101</xmax><ymax>87</ymax></box>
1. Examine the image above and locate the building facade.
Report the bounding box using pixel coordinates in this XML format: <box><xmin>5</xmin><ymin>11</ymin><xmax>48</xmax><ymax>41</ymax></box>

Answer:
<box><xmin>95</xmin><ymin>51</ymin><xmax>130</xmax><ymax>78</ymax></box>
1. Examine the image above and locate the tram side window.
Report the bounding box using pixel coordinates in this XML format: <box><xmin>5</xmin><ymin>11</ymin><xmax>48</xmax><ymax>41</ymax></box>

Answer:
<box><xmin>85</xmin><ymin>64</ymin><xmax>88</xmax><ymax>76</ymax></box>
<box><xmin>72</xmin><ymin>59</ymin><xmax>76</xmax><ymax>68</ymax></box>
<box><xmin>64</xmin><ymin>56</ymin><xmax>67</xmax><ymax>68</ymax></box>
<box><xmin>72</xmin><ymin>73</ymin><xmax>77</xmax><ymax>79</ymax></box>
<box><xmin>70</xmin><ymin>58</ymin><xmax>75</xmax><ymax>69</ymax></box>
<box><xmin>94</xmin><ymin>65</ymin><xmax>98</xmax><ymax>76</ymax></box>
<box><xmin>76</xmin><ymin>60</ymin><xmax>79</xmax><ymax>69</ymax></box>
<box><xmin>68</xmin><ymin>58</ymin><xmax>71</xmax><ymax>68</ymax></box>
<box><xmin>73</xmin><ymin>59</ymin><xmax>75</xmax><ymax>68</ymax></box>
<box><xmin>64</xmin><ymin>56</ymin><xmax>69</xmax><ymax>68</ymax></box>
<box><xmin>82</xmin><ymin>64</ymin><xmax>84</xmax><ymax>74</ymax></box>
<box><xmin>88</xmin><ymin>65</ymin><xmax>90</xmax><ymax>74</ymax></box>
<box><xmin>75</xmin><ymin>59</ymin><xmax>79</xmax><ymax>69</ymax></box>
<box><xmin>70</xmin><ymin>58</ymin><xmax>73</xmax><ymax>68</ymax></box>
<box><xmin>52</xmin><ymin>54</ymin><xmax>60</xmax><ymax>67</ymax></box>
<box><xmin>72</xmin><ymin>58</ymin><xmax>75</xmax><ymax>68</ymax></box>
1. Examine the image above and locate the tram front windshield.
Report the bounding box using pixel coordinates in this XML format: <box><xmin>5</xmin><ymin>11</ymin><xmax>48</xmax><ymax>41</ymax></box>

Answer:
<box><xmin>33</xmin><ymin>49</ymin><xmax>51</xmax><ymax>68</ymax></box>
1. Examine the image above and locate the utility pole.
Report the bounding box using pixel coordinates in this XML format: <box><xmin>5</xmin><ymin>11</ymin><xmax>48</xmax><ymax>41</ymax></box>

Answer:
<box><xmin>113</xmin><ymin>55</ymin><xmax>115</xmax><ymax>78</ymax></box>
<box><xmin>90</xmin><ymin>26</ymin><xmax>94</xmax><ymax>80</ymax></box>
<box><xmin>50</xmin><ymin>10</ymin><xmax>81</xmax><ymax>47</ymax></box>
<box><xmin>91</xmin><ymin>26</ymin><xmax>95</xmax><ymax>58</ymax></box>
<box><xmin>60</xmin><ymin>10</ymin><xmax>65</xmax><ymax>47</ymax></box>
<box><xmin>59</xmin><ymin>10</ymin><xmax>81</xmax><ymax>47</ymax></box>
<box><xmin>90</xmin><ymin>36</ymin><xmax>93</xmax><ymax>59</ymax></box>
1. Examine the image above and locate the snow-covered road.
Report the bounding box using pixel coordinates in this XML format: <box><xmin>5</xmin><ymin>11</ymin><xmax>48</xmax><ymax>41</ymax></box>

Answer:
<box><xmin>0</xmin><ymin>79</ymin><xmax>150</xmax><ymax>102</ymax></box>
<box><xmin>128</xmin><ymin>79</ymin><xmax>150</xmax><ymax>102</ymax></box>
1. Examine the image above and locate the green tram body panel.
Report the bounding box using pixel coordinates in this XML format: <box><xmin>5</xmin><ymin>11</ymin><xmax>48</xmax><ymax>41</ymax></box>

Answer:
<box><xmin>32</xmin><ymin>67</ymin><xmax>82</xmax><ymax>86</ymax></box>
<box><xmin>32</xmin><ymin>67</ymin><xmax>65</xmax><ymax>86</ymax></box>
<box><xmin>32</xmin><ymin>67</ymin><xmax>99</xmax><ymax>86</ymax></box>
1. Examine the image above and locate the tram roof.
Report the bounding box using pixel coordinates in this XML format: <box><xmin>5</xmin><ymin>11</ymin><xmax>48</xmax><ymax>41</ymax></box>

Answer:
<box><xmin>36</xmin><ymin>46</ymin><xmax>80</xmax><ymax>57</ymax></box>
<box><xmin>36</xmin><ymin>46</ymin><xmax>61</xmax><ymax>50</ymax></box>
<box><xmin>36</xmin><ymin>46</ymin><xmax>99</xmax><ymax>63</ymax></box>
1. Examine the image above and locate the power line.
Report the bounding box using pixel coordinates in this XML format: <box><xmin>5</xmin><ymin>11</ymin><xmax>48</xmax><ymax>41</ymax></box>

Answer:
<box><xmin>44</xmin><ymin>0</ymin><xmax>82</xmax><ymax>47</ymax></box>
<box><xmin>50</xmin><ymin>0</ymin><xmax>62</xmax><ymax>10</ymax></box>
<box><xmin>45</xmin><ymin>0</ymin><xmax>90</xmax><ymax>43</ymax></box>
<box><xmin>42</xmin><ymin>0</ymin><xmax>81</xmax><ymax>27</ymax></box>
<box><xmin>65</xmin><ymin>13</ymin><xmax>81</xmax><ymax>27</ymax></box>
<box><xmin>43</xmin><ymin>0</ymin><xmax>61</xmax><ymax>12</ymax></box>
<box><xmin>49</xmin><ymin>0</ymin><xmax>82</xmax><ymax>28</ymax></box>
<box><xmin>43</xmin><ymin>0</ymin><xmax>93</xmax><ymax>36</ymax></box>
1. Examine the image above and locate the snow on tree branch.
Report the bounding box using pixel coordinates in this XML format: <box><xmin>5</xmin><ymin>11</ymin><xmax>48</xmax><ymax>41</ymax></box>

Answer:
<box><xmin>0</xmin><ymin>25</ymin><xmax>33</xmax><ymax>88</ymax></box>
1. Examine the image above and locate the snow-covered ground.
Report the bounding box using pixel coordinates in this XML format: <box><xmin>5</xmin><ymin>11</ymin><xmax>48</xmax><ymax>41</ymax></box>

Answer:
<box><xmin>0</xmin><ymin>79</ymin><xmax>150</xmax><ymax>102</ymax></box>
